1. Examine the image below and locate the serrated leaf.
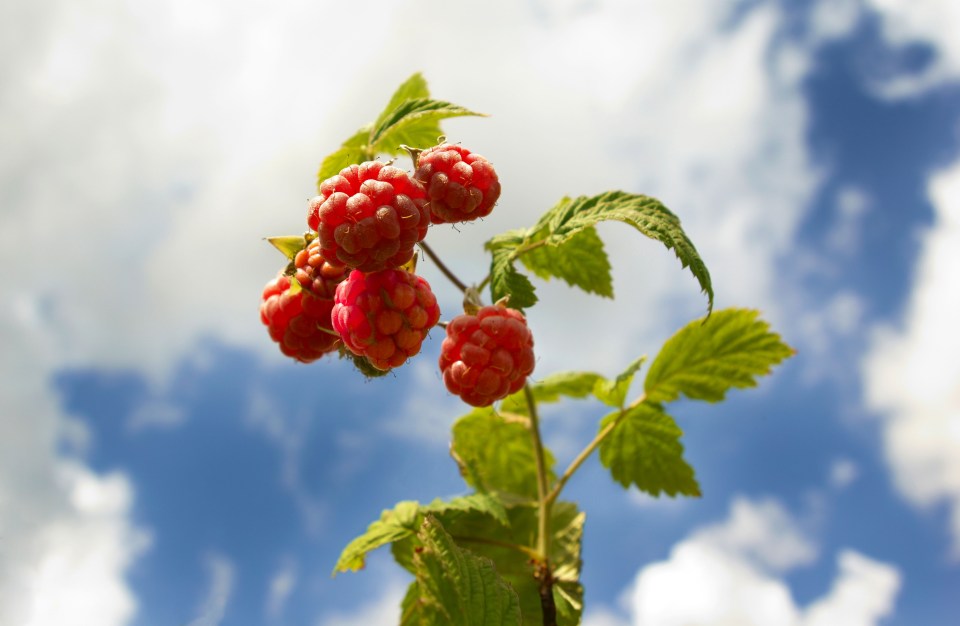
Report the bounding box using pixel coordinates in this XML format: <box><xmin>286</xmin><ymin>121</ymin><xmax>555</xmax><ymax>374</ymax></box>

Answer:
<box><xmin>593</xmin><ymin>356</ymin><xmax>646</xmax><ymax>408</ymax></box>
<box><xmin>423</xmin><ymin>493</ymin><xmax>509</xmax><ymax>527</ymax></box>
<box><xmin>598</xmin><ymin>403</ymin><xmax>700</xmax><ymax>497</ymax></box>
<box><xmin>317</xmin><ymin>126</ymin><xmax>373</xmax><ymax>186</ymax></box>
<box><xmin>500</xmin><ymin>371</ymin><xmax>605</xmax><ymax>415</ymax></box>
<box><xmin>451</xmin><ymin>407</ymin><xmax>554</xmax><ymax>499</ymax></box>
<box><xmin>644</xmin><ymin>308</ymin><xmax>795</xmax><ymax>404</ymax></box>
<box><xmin>333</xmin><ymin>500</ymin><xmax>421</xmax><ymax>574</ymax></box>
<box><xmin>413</xmin><ymin>515</ymin><xmax>522</xmax><ymax>626</ymax></box>
<box><xmin>489</xmin><ymin>247</ymin><xmax>538</xmax><ymax>310</ymax></box>
<box><xmin>374</xmin><ymin>73</ymin><xmax>432</xmax><ymax>129</ymax></box>
<box><xmin>533</xmin><ymin>191</ymin><xmax>713</xmax><ymax>314</ymax></box>
<box><xmin>393</xmin><ymin>500</ymin><xmax>585</xmax><ymax>626</ymax></box>
<box><xmin>370</xmin><ymin>98</ymin><xmax>484</xmax><ymax>156</ymax></box>
<box><xmin>265</xmin><ymin>235</ymin><xmax>307</xmax><ymax>261</ymax></box>
<box><xmin>519</xmin><ymin>226</ymin><xmax>613</xmax><ymax>298</ymax></box>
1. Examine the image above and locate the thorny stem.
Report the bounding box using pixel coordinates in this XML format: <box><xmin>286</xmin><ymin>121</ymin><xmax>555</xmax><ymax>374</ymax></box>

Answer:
<box><xmin>546</xmin><ymin>393</ymin><xmax>648</xmax><ymax>507</ymax></box>
<box><xmin>524</xmin><ymin>383</ymin><xmax>557</xmax><ymax>626</ymax></box>
<box><xmin>419</xmin><ymin>241</ymin><xmax>469</xmax><ymax>293</ymax></box>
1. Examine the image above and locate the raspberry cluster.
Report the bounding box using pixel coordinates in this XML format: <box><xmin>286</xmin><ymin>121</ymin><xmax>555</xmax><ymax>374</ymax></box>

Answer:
<box><xmin>439</xmin><ymin>305</ymin><xmax>536</xmax><ymax>407</ymax></box>
<box><xmin>262</xmin><ymin>142</ymin><xmax>512</xmax><ymax>381</ymax></box>
<box><xmin>308</xmin><ymin>161</ymin><xmax>430</xmax><ymax>272</ymax></box>
<box><xmin>415</xmin><ymin>144</ymin><xmax>501</xmax><ymax>224</ymax></box>
<box><xmin>332</xmin><ymin>269</ymin><xmax>441</xmax><ymax>371</ymax></box>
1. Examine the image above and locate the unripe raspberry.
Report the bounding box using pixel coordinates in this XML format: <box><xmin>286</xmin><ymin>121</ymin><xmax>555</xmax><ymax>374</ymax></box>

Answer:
<box><xmin>415</xmin><ymin>144</ymin><xmax>501</xmax><ymax>224</ymax></box>
<box><xmin>308</xmin><ymin>161</ymin><xmax>429</xmax><ymax>272</ymax></box>
<box><xmin>439</xmin><ymin>305</ymin><xmax>535</xmax><ymax>407</ymax></box>
<box><xmin>294</xmin><ymin>238</ymin><xmax>349</xmax><ymax>299</ymax></box>
<box><xmin>332</xmin><ymin>269</ymin><xmax>441</xmax><ymax>371</ymax></box>
<box><xmin>260</xmin><ymin>273</ymin><xmax>340</xmax><ymax>363</ymax></box>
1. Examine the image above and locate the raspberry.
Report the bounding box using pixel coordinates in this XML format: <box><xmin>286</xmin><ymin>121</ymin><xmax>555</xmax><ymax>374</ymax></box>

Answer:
<box><xmin>414</xmin><ymin>144</ymin><xmax>501</xmax><ymax>224</ymax></box>
<box><xmin>294</xmin><ymin>238</ymin><xmax>349</xmax><ymax>299</ymax></box>
<box><xmin>308</xmin><ymin>161</ymin><xmax>429</xmax><ymax>272</ymax></box>
<box><xmin>260</xmin><ymin>273</ymin><xmax>341</xmax><ymax>363</ymax></box>
<box><xmin>332</xmin><ymin>269</ymin><xmax>441</xmax><ymax>371</ymax></box>
<box><xmin>439</xmin><ymin>305</ymin><xmax>535</xmax><ymax>407</ymax></box>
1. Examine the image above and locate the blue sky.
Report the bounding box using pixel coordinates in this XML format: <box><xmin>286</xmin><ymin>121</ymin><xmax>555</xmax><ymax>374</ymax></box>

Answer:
<box><xmin>3</xmin><ymin>0</ymin><xmax>960</xmax><ymax>625</ymax></box>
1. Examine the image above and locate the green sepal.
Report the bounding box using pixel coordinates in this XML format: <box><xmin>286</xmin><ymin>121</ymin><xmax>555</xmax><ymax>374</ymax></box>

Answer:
<box><xmin>266</xmin><ymin>234</ymin><xmax>307</xmax><ymax>261</ymax></box>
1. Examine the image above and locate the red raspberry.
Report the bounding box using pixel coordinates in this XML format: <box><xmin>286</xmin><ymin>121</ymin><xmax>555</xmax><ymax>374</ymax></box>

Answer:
<box><xmin>260</xmin><ymin>273</ymin><xmax>340</xmax><ymax>363</ymax></box>
<box><xmin>332</xmin><ymin>269</ymin><xmax>441</xmax><ymax>371</ymax></box>
<box><xmin>415</xmin><ymin>144</ymin><xmax>501</xmax><ymax>224</ymax></box>
<box><xmin>308</xmin><ymin>161</ymin><xmax>429</xmax><ymax>272</ymax></box>
<box><xmin>439</xmin><ymin>305</ymin><xmax>535</xmax><ymax>407</ymax></box>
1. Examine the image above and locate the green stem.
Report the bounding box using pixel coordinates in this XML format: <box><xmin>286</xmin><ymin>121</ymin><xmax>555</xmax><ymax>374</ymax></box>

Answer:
<box><xmin>546</xmin><ymin>394</ymin><xmax>647</xmax><ymax>506</ymax></box>
<box><xmin>524</xmin><ymin>383</ymin><xmax>557</xmax><ymax>626</ymax></box>
<box><xmin>419</xmin><ymin>241</ymin><xmax>469</xmax><ymax>293</ymax></box>
<box><xmin>477</xmin><ymin>239</ymin><xmax>550</xmax><ymax>294</ymax></box>
<box><xmin>452</xmin><ymin>535</ymin><xmax>541</xmax><ymax>561</ymax></box>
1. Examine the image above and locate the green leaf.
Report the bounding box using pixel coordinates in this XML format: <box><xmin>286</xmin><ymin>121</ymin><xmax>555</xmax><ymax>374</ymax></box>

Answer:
<box><xmin>593</xmin><ymin>356</ymin><xmax>646</xmax><ymax>408</ymax></box>
<box><xmin>370</xmin><ymin>98</ymin><xmax>485</xmax><ymax>156</ymax></box>
<box><xmin>489</xmin><ymin>247</ymin><xmax>538</xmax><ymax>310</ymax></box>
<box><xmin>333</xmin><ymin>500</ymin><xmax>421</xmax><ymax>574</ymax></box>
<box><xmin>451</xmin><ymin>407</ymin><xmax>554</xmax><ymax>499</ymax></box>
<box><xmin>500</xmin><ymin>371</ymin><xmax>605</xmax><ymax>415</ymax></box>
<box><xmin>532</xmin><ymin>191</ymin><xmax>713</xmax><ymax>314</ymax></box>
<box><xmin>374</xmin><ymin>73</ymin><xmax>432</xmax><ymax>129</ymax></box>
<box><xmin>644</xmin><ymin>308</ymin><xmax>795</xmax><ymax>404</ymax></box>
<box><xmin>392</xmin><ymin>500</ymin><xmax>585</xmax><ymax>626</ymax></box>
<box><xmin>519</xmin><ymin>226</ymin><xmax>613</xmax><ymax>298</ymax></box>
<box><xmin>317</xmin><ymin>126</ymin><xmax>373</xmax><ymax>187</ymax></box>
<box><xmin>412</xmin><ymin>515</ymin><xmax>522</xmax><ymax>625</ymax></box>
<box><xmin>265</xmin><ymin>235</ymin><xmax>307</xmax><ymax>261</ymax></box>
<box><xmin>423</xmin><ymin>493</ymin><xmax>509</xmax><ymax>527</ymax></box>
<box><xmin>598</xmin><ymin>403</ymin><xmax>700</xmax><ymax>497</ymax></box>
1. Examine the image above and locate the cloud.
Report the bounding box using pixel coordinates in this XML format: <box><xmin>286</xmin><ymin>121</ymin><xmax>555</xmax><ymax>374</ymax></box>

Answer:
<box><xmin>863</xmin><ymin>0</ymin><xmax>960</xmax><ymax>97</ymax></box>
<box><xmin>315</xmin><ymin>579</ymin><xmax>407</xmax><ymax>626</ymax></box>
<box><xmin>593</xmin><ymin>496</ymin><xmax>901</xmax><ymax>626</ymax></box>
<box><xmin>0</xmin><ymin>460</ymin><xmax>151</xmax><ymax>626</ymax></box>
<box><xmin>266</xmin><ymin>558</ymin><xmax>297</xmax><ymax>621</ymax></box>
<box><xmin>863</xmin><ymin>157</ymin><xmax>960</xmax><ymax>554</ymax></box>
<box><xmin>829</xmin><ymin>458</ymin><xmax>860</xmax><ymax>489</ymax></box>
<box><xmin>186</xmin><ymin>553</ymin><xmax>235</xmax><ymax>626</ymax></box>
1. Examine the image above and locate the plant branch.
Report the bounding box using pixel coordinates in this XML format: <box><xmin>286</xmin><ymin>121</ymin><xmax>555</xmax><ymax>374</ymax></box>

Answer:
<box><xmin>524</xmin><ymin>382</ymin><xmax>557</xmax><ymax>626</ymax></box>
<box><xmin>419</xmin><ymin>241</ymin><xmax>469</xmax><ymax>293</ymax></box>
<box><xmin>452</xmin><ymin>535</ymin><xmax>541</xmax><ymax>560</ymax></box>
<box><xmin>545</xmin><ymin>394</ymin><xmax>648</xmax><ymax>507</ymax></box>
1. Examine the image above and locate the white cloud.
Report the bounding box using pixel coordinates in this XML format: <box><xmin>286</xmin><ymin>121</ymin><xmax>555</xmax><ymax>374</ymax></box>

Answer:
<box><xmin>0</xmin><ymin>461</ymin><xmax>151</xmax><ymax>626</ymax></box>
<box><xmin>863</xmin><ymin>157</ymin><xmax>960</xmax><ymax>554</ymax></box>
<box><xmin>315</xmin><ymin>580</ymin><xmax>407</xmax><ymax>626</ymax></box>
<box><xmin>864</xmin><ymin>0</ymin><xmax>960</xmax><ymax>97</ymax></box>
<box><xmin>616</xmin><ymin>496</ymin><xmax>901</xmax><ymax>626</ymax></box>
<box><xmin>827</xmin><ymin>186</ymin><xmax>871</xmax><ymax>254</ymax></box>
<box><xmin>803</xmin><ymin>551</ymin><xmax>901</xmax><ymax>626</ymax></box>
<box><xmin>187</xmin><ymin>553</ymin><xmax>235</xmax><ymax>626</ymax></box>
<box><xmin>829</xmin><ymin>458</ymin><xmax>860</xmax><ymax>489</ymax></box>
<box><xmin>266</xmin><ymin>558</ymin><xmax>297</xmax><ymax>621</ymax></box>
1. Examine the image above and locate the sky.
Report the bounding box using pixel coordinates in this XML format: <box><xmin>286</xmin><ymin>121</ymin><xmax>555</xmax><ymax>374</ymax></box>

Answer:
<box><xmin>2</xmin><ymin>0</ymin><xmax>960</xmax><ymax>625</ymax></box>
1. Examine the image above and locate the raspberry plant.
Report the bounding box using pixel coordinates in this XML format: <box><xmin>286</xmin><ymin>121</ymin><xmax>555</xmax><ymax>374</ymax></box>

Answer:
<box><xmin>261</xmin><ymin>73</ymin><xmax>794</xmax><ymax>626</ymax></box>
